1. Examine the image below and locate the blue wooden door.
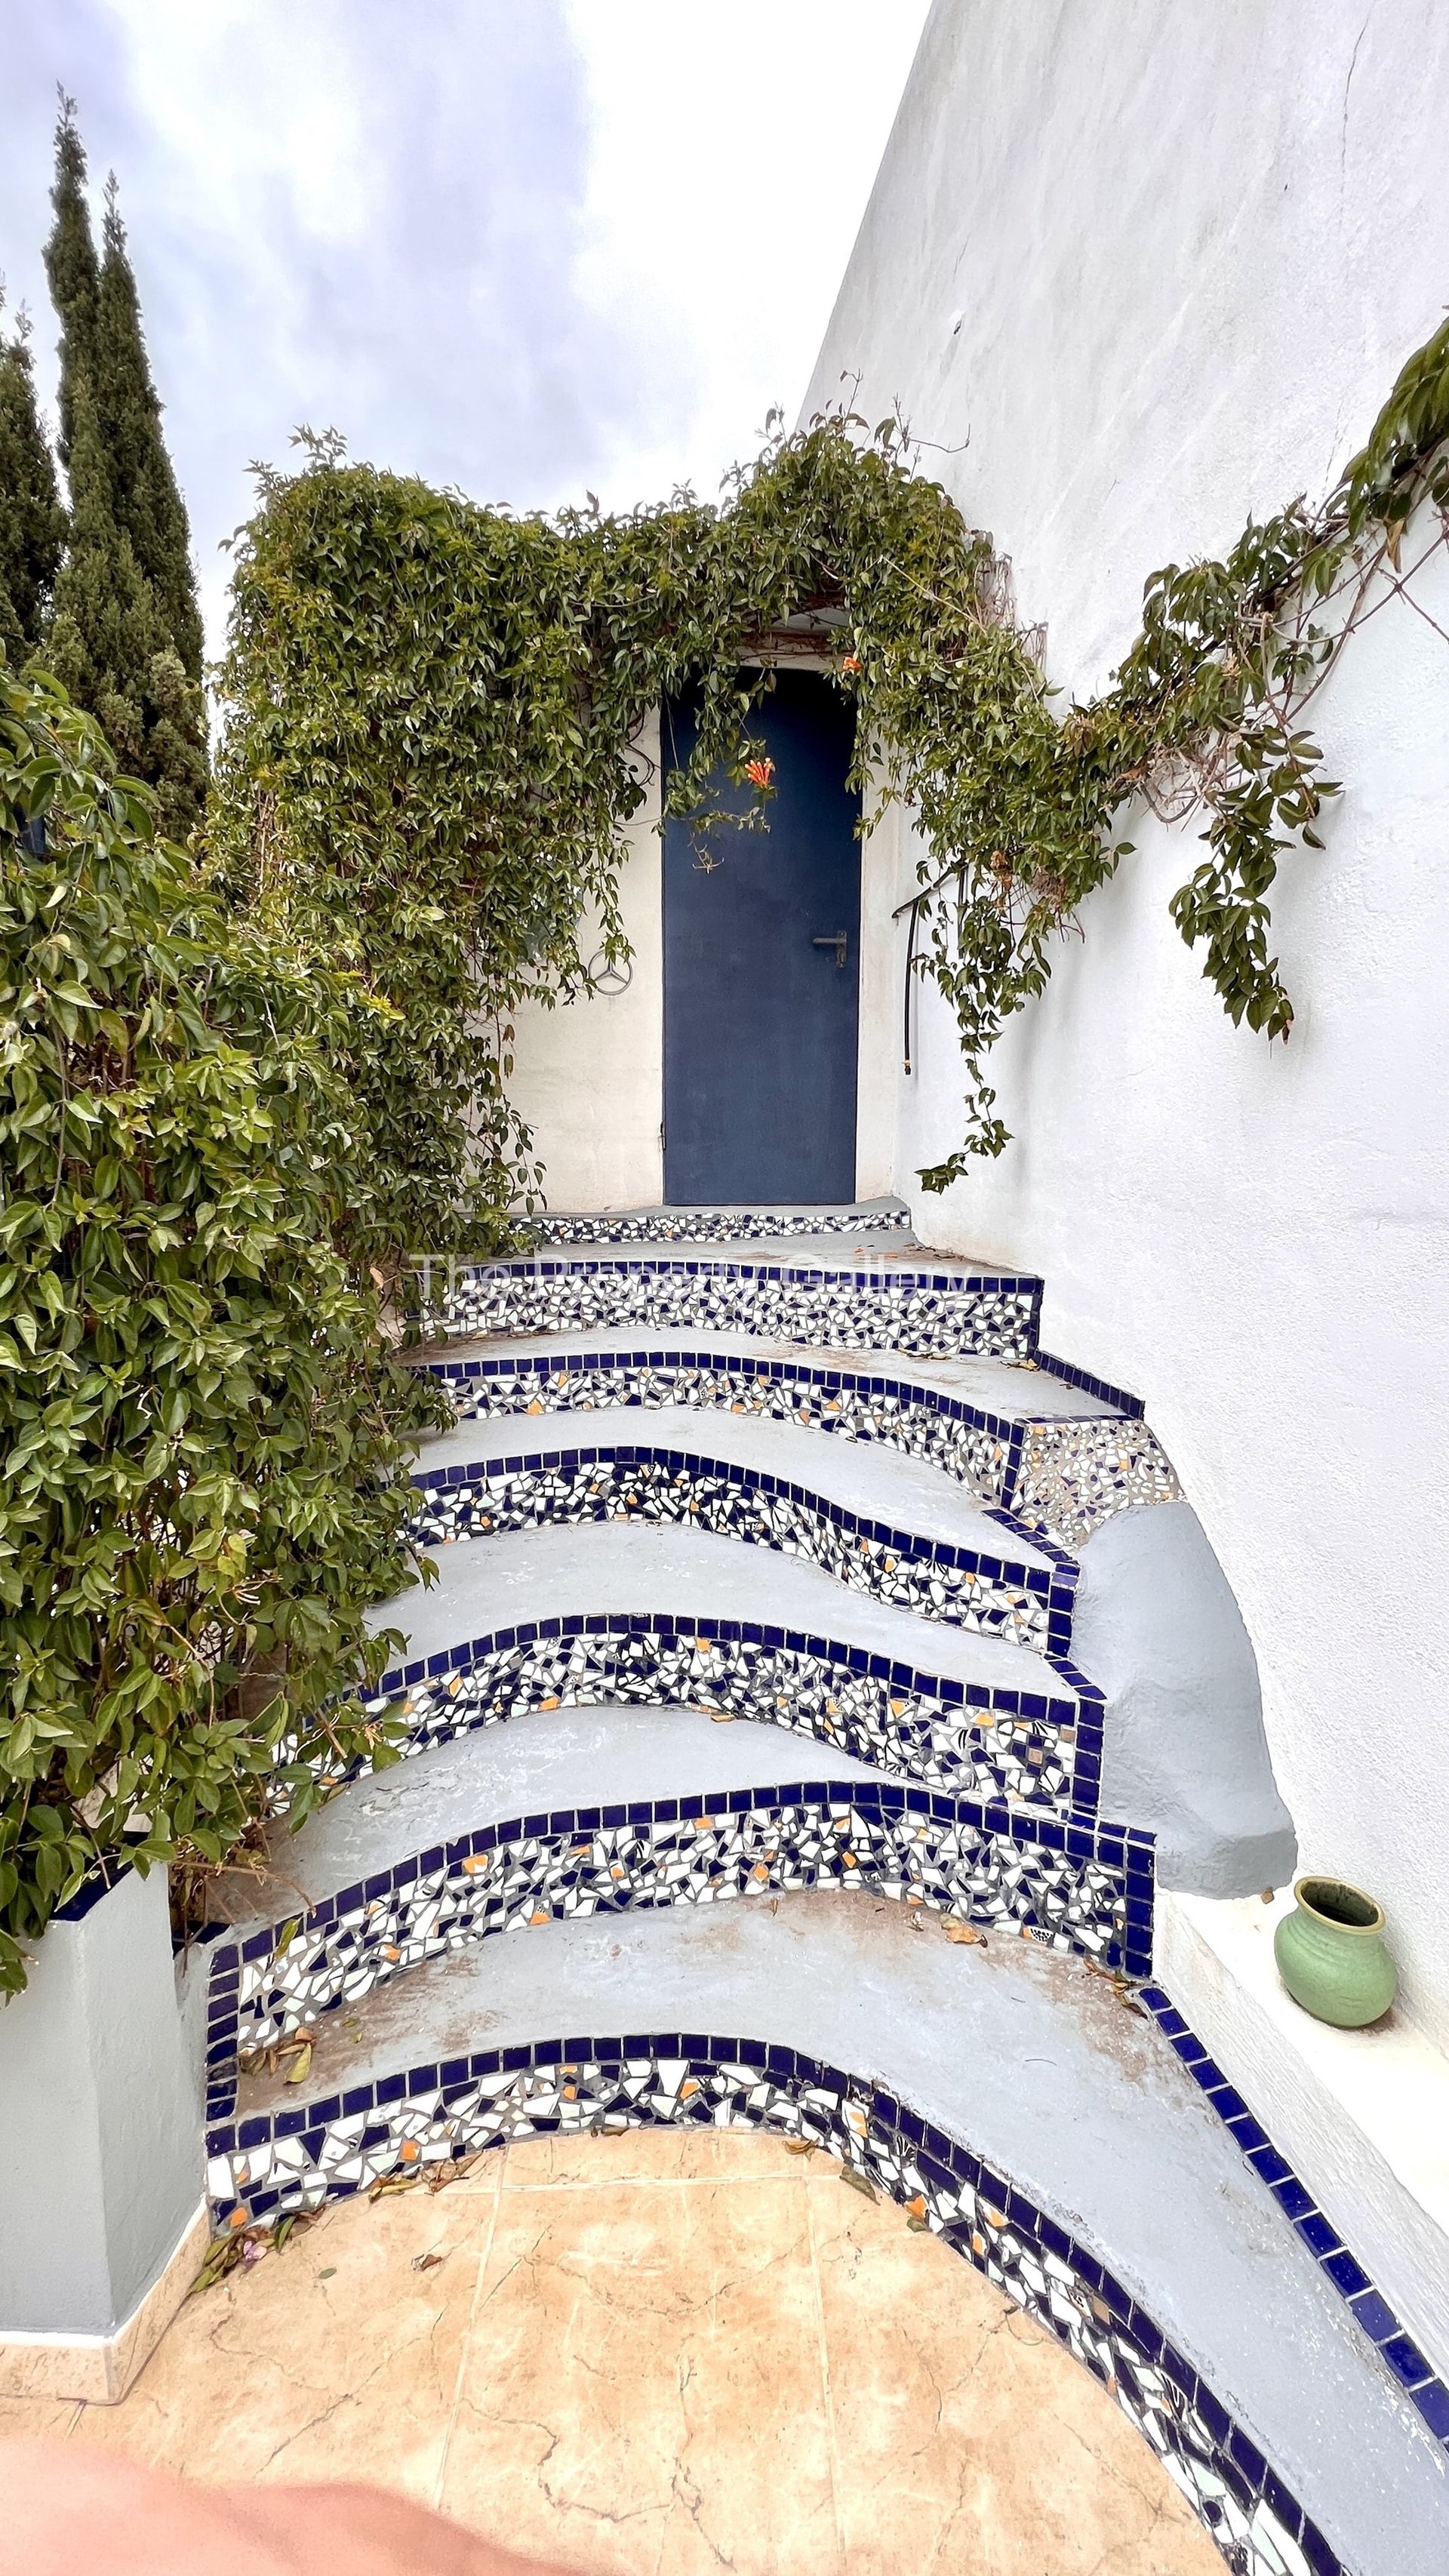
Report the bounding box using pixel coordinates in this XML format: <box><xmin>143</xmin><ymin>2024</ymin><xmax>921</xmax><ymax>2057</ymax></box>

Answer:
<box><xmin>662</xmin><ymin>671</ymin><xmax>860</xmax><ymax>1203</ymax></box>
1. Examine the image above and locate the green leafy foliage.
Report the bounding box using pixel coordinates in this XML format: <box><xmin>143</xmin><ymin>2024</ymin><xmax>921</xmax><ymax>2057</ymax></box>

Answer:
<box><xmin>214</xmin><ymin>319</ymin><xmax>1449</xmax><ymax>1220</ymax></box>
<box><xmin>210</xmin><ymin>414</ymin><xmax>1016</xmax><ymax>1255</ymax></box>
<box><xmin>0</xmin><ymin>663</ymin><xmax>436</xmax><ymax>1993</ymax></box>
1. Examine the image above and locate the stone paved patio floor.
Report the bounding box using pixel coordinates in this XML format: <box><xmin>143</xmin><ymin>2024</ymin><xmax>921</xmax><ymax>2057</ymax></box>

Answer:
<box><xmin>2</xmin><ymin>2125</ymin><xmax>1216</xmax><ymax>2574</ymax></box>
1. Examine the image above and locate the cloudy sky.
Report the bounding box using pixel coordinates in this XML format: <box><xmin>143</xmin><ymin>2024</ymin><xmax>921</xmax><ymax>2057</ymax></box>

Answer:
<box><xmin>0</xmin><ymin>0</ymin><xmax>930</xmax><ymax>651</ymax></box>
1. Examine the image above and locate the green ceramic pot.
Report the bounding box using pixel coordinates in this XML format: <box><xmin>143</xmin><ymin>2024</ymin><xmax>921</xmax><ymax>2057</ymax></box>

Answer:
<box><xmin>1274</xmin><ymin>1876</ymin><xmax>1396</xmax><ymax>2028</ymax></box>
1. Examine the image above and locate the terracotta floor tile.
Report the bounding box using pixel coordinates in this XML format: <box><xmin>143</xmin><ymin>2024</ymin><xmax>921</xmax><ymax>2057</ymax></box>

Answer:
<box><xmin>0</xmin><ymin>2396</ymin><xmax>82</xmax><ymax>2442</ymax></box>
<box><xmin>808</xmin><ymin>2174</ymin><xmax>1217</xmax><ymax>2574</ymax></box>
<box><xmin>438</xmin><ymin>2165</ymin><xmax>841</xmax><ymax>2576</ymax></box>
<box><xmin>69</xmin><ymin>2170</ymin><xmax>502</xmax><ymax>2501</ymax></box>
<box><xmin>3</xmin><ymin>2132</ymin><xmax>1220</xmax><ymax>2574</ymax></box>
<box><xmin>497</xmin><ymin>2122</ymin><xmax>808</xmax><ymax>2188</ymax></box>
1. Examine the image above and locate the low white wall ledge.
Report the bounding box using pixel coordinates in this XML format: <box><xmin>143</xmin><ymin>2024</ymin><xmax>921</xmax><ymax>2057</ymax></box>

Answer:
<box><xmin>1156</xmin><ymin>1884</ymin><xmax>1449</xmax><ymax>2387</ymax></box>
<box><xmin>0</xmin><ymin>1862</ymin><xmax>203</xmax><ymax>2389</ymax></box>
<box><xmin>0</xmin><ymin>2201</ymin><xmax>209</xmax><ymax>2403</ymax></box>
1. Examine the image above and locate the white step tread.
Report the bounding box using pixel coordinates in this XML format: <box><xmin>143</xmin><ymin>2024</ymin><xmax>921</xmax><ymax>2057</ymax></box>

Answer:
<box><xmin>209</xmin><ymin>1706</ymin><xmax>897</xmax><ymax>1934</ymax></box>
<box><xmin>371</xmin><ymin>1522</ymin><xmax>1076</xmax><ymax>1703</ymax></box>
<box><xmin>238</xmin><ymin>1893</ymin><xmax>1447</xmax><ymax>2574</ymax></box>
<box><xmin>421</xmin><ymin>1328</ymin><xmax>1119</xmax><ymax>1420</ymax></box>
<box><xmin>411</xmin><ymin>1404</ymin><xmax>1057</xmax><ymax>1563</ymax></box>
<box><xmin>463</xmin><ymin>1239</ymin><xmax>1023</xmax><ymax>1277</ymax></box>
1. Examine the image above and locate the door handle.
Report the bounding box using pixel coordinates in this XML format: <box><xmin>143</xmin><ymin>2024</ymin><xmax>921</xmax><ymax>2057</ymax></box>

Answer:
<box><xmin>812</xmin><ymin>932</ymin><xmax>848</xmax><ymax>968</ymax></box>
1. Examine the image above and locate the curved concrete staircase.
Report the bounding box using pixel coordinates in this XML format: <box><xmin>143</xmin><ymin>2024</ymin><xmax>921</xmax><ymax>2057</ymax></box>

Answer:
<box><xmin>198</xmin><ymin>1204</ymin><xmax>1449</xmax><ymax>2576</ymax></box>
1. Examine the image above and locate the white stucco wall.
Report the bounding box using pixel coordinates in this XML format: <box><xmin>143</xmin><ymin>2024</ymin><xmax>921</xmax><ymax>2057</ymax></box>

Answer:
<box><xmin>804</xmin><ymin>0</ymin><xmax>1449</xmax><ymax>2046</ymax></box>
<box><xmin>506</xmin><ymin>715</ymin><xmax>665</xmax><ymax>1211</ymax></box>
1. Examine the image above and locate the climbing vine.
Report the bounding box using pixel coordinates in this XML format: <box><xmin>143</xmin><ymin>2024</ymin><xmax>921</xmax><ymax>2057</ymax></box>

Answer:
<box><xmin>212</xmin><ymin>316</ymin><xmax>1449</xmax><ymax>1233</ymax></box>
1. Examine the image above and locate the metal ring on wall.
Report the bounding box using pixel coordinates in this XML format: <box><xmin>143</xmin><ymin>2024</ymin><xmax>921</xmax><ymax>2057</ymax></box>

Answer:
<box><xmin>586</xmin><ymin>947</ymin><xmax>633</xmax><ymax>996</ymax></box>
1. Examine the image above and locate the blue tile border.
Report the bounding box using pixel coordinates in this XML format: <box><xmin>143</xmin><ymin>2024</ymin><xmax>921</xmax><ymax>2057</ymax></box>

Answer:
<box><xmin>1139</xmin><ymin>1984</ymin><xmax>1449</xmax><ymax>2454</ymax></box>
<box><xmin>202</xmin><ymin>1784</ymin><xmax>1154</xmax><ymax>2125</ymax></box>
<box><xmin>1034</xmin><ymin>1346</ymin><xmax>1147</xmax><ymax>1419</ymax></box>
<box><xmin>368</xmin><ymin>1608</ymin><xmax>1106</xmax><ymax>1819</ymax></box>
<box><xmin>205</xmin><ymin>2024</ymin><xmax>1347</xmax><ymax>2574</ymax></box>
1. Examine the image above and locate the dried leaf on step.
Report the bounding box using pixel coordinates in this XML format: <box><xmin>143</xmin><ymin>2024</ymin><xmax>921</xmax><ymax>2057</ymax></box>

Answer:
<box><xmin>906</xmin><ymin>2216</ymin><xmax>931</xmax><ymax>2233</ymax></box>
<box><xmin>283</xmin><ymin>2042</ymin><xmax>313</xmax><ymax>2085</ymax></box>
<box><xmin>784</xmin><ymin>2141</ymin><xmax>817</xmax><ymax>2157</ymax></box>
<box><xmin>709</xmin><ymin>1710</ymin><xmax>734</xmax><ymax>1723</ymax></box>
<box><xmin>370</xmin><ymin>2171</ymin><xmax>420</xmax><ymax>2200</ymax></box>
<box><xmin>189</xmin><ymin>2237</ymin><xmax>244</xmax><ymax>2296</ymax></box>
<box><xmin>943</xmin><ymin>1920</ymin><xmax>986</xmax><ymax>1946</ymax></box>
<box><xmin>839</xmin><ymin>2168</ymin><xmax>877</xmax><ymax>2201</ymax></box>
<box><xmin>318</xmin><ymin>2267</ymin><xmax>337</xmax><ymax>2282</ymax></box>
<box><xmin>412</xmin><ymin>2251</ymin><xmax>446</xmax><ymax>2272</ymax></box>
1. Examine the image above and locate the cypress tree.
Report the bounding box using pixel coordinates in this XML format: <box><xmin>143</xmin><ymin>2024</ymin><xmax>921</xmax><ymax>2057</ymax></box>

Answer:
<box><xmin>41</xmin><ymin>97</ymin><xmax>208</xmax><ymax>832</ymax></box>
<box><xmin>46</xmin><ymin>371</ymin><xmax>165</xmax><ymax>775</ymax></box>
<box><xmin>43</xmin><ymin>97</ymin><xmax>99</xmax><ymax>473</ymax></box>
<box><xmin>95</xmin><ymin>179</ymin><xmax>204</xmax><ymax>684</ymax></box>
<box><xmin>0</xmin><ymin>306</ymin><xmax>67</xmax><ymax>659</ymax></box>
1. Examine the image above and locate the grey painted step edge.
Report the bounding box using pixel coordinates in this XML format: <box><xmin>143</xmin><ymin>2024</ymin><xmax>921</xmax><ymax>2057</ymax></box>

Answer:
<box><xmin>374</xmin><ymin>1522</ymin><xmax>1078</xmax><ymax>1707</ymax></box>
<box><xmin>205</xmin><ymin>1898</ymin><xmax>1448</xmax><ymax>2576</ymax></box>
<box><xmin>208</xmin><ymin>1707</ymin><xmax>900</xmax><ymax>1936</ymax></box>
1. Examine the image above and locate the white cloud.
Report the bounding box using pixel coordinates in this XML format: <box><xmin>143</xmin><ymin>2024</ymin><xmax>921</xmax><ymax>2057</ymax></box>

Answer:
<box><xmin>562</xmin><ymin>0</ymin><xmax>931</xmax><ymax>508</ymax></box>
<box><xmin>0</xmin><ymin>0</ymin><xmax>930</xmax><ymax>651</ymax></box>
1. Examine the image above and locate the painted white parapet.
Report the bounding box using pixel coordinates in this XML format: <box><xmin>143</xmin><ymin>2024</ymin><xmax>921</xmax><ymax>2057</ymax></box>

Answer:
<box><xmin>0</xmin><ymin>1864</ymin><xmax>204</xmax><ymax>2401</ymax></box>
<box><xmin>1156</xmin><ymin>1885</ymin><xmax>1449</xmax><ymax>2389</ymax></box>
<box><xmin>801</xmin><ymin>0</ymin><xmax>1449</xmax><ymax>2063</ymax></box>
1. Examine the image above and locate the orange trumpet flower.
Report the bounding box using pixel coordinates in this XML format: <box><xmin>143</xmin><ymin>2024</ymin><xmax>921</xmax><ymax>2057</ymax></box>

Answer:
<box><xmin>745</xmin><ymin>756</ymin><xmax>774</xmax><ymax>788</ymax></box>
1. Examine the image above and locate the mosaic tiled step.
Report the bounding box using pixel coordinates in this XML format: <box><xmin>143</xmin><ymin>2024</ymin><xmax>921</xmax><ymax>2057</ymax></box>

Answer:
<box><xmin>211</xmin><ymin>1700</ymin><xmax>894</xmax><ymax>1925</ymax></box>
<box><xmin>213</xmin><ymin>2054</ymin><xmax>1324</xmax><ymax>2576</ymax></box>
<box><xmin>206</xmin><ymin>2048</ymin><xmax>1340</xmax><ymax>2576</ymax></box>
<box><xmin>406</xmin><ymin>1420</ymin><xmax>1072</xmax><ymax>1657</ymax></box>
<box><xmin>207</xmin><ymin>1784</ymin><xmax>1146</xmax><ymax>2081</ymax></box>
<box><xmin>363</xmin><ymin>1524</ymin><xmax>1097</xmax><ymax>1811</ymax></box>
<box><xmin>419</xmin><ymin>1338</ymin><xmax>1180</xmax><ymax>1553</ymax></box>
<box><xmin>202</xmin><ymin>1899</ymin><xmax>1446</xmax><ymax>2576</ymax></box>
<box><xmin>421</xmin><ymin>1251</ymin><xmax>1041</xmax><ymax>1361</ymax></box>
<box><xmin>359</xmin><ymin>1618</ymin><xmax>1087</xmax><ymax>1812</ymax></box>
<box><xmin>524</xmin><ymin>1199</ymin><xmax>913</xmax><ymax>1245</ymax></box>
